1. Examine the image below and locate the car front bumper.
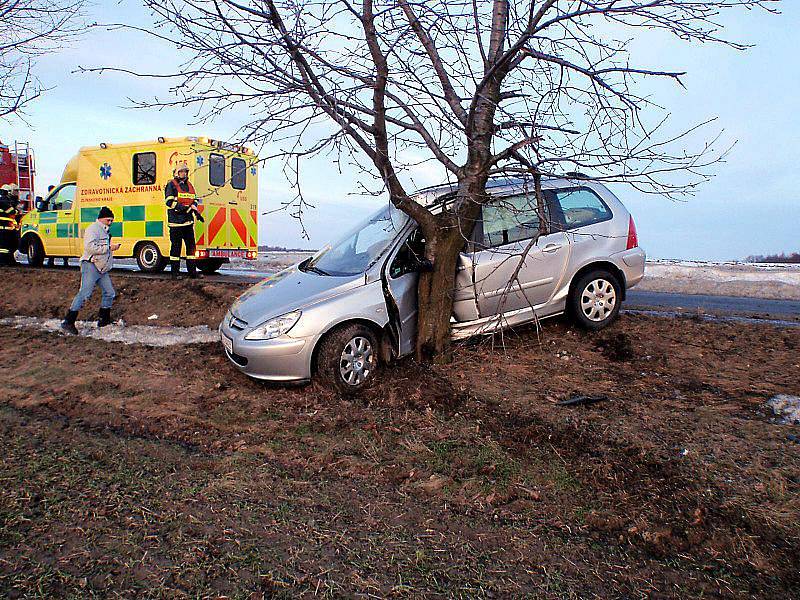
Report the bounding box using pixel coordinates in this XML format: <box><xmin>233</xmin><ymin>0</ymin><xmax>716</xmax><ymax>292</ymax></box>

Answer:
<box><xmin>219</xmin><ymin>316</ymin><xmax>314</xmax><ymax>382</ymax></box>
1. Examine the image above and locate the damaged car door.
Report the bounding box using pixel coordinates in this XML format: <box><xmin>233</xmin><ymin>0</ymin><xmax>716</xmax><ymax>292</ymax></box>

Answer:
<box><xmin>384</xmin><ymin>227</ymin><xmax>426</xmax><ymax>356</ymax></box>
<box><xmin>463</xmin><ymin>192</ymin><xmax>570</xmax><ymax>319</ymax></box>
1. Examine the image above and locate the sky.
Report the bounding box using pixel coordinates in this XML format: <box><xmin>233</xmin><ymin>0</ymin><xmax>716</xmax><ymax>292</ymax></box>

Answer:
<box><xmin>2</xmin><ymin>1</ymin><xmax>797</xmax><ymax>260</ymax></box>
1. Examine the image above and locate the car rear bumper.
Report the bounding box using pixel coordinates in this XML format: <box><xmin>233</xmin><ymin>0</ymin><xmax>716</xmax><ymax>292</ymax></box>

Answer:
<box><xmin>614</xmin><ymin>247</ymin><xmax>646</xmax><ymax>288</ymax></box>
<box><xmin>219</xmin><ymin>317</ymin><xmax>313</xmax><ymax>381</ymax></box>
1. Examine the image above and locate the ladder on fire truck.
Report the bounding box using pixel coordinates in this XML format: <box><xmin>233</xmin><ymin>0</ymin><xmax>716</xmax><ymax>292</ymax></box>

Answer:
<box><xmin>13</xmin><ymin>141</ymin><xmax>35</xmax><ymax>212</ymax></box>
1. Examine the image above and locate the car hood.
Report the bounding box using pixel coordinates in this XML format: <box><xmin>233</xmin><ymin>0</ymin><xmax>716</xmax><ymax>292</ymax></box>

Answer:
<box><xmin>230</xmin><ymin>266</ymin><xmax>366</xmax><ymax>326</ymax></box>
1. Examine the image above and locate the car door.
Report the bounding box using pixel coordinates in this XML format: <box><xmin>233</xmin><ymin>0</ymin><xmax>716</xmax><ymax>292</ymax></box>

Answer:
<box><xmin>470</xmin><ymin>193</ymin><xmax>570</xmax><ymax>318</ymax></box>
<box><xmin>385</xmin><ymin>228</ymin><xmax>425</xmax><ymax>357</ymax></box>
<box><xmin>42</xmin><ymin>183</ymin><xmax>77</xmax><ymax>256</ymax></box>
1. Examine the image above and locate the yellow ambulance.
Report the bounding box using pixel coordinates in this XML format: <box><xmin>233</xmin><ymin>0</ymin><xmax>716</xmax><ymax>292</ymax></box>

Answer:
<box><xmin>19</xmin><ymin>136</ymin><xmax>259</xmax><ymax>273</ymax></box>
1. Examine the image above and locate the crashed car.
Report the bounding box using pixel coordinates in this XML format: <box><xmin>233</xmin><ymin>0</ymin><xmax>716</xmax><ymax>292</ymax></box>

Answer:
<box><xmin>220</xmin><ymin>177</ymin><xmax>645</xmax><ymax>391</ymax></box>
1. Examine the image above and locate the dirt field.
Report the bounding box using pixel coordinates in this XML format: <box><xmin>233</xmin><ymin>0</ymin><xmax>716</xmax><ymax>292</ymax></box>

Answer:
<box><xmin>0</xmin><ymin>267</ymin><xmax>248</xmax><ymax>328</ymax></box>
<box><xmin>1</xmin><ymin>268</ymin><xmax>799</xmax><ymax>598</ymax></box>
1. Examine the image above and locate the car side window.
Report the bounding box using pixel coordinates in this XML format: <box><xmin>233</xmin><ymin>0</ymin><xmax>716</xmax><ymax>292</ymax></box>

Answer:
<box><xmin>390</xmin><ymin>229</ymin><xmax>426</xmax><ymax>279</ymax></box>
<box><xmin>49</xmin><ymin>184</ymin><xmax>76</xmax><ymax>211</ymax></box>
<box><xmin>480</xmin><ymin>194</ymin><xmax>544</xmax><ymax>248</ymax></box>
<box><xmin>553</xmin><ymin>188</ymin><xmax>612</xmax><ymax>229</ymax></box>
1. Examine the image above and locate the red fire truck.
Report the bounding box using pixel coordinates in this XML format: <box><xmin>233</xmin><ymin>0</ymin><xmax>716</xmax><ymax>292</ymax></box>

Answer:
<box><xmin>0</xmin><ymin>140</ymin><xmax>36</xmax><ymax>213</ymax></box>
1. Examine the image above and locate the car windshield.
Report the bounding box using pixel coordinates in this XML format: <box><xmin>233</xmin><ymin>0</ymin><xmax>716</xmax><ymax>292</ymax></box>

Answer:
<box><xmin>302</xmin><ymin>204</ymin><xmax>408</xmax><ymax>276</ymax></box>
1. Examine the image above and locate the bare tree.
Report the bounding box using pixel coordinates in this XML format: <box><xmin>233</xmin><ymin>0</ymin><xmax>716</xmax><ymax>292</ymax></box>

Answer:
<box><xmin>107</xmin><ymin>0</ymin><xmax>777</xmax><ymax>361</ymax></box>
<box><xmin>0</xmin><ymin>0</ymin><xmax>85</xmax><ymax>120</ymax></box>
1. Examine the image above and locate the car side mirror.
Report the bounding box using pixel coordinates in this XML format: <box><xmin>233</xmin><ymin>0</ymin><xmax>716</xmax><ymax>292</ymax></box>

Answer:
<box><xmin>35</xmin><ymin>197</ymin><xmax>46</xmax><ymax>211</ymax></box>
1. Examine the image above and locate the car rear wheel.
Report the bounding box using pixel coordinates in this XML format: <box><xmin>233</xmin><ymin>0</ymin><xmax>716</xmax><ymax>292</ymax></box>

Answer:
<box><xmin>569</xmin><ymin>270</ymin><xmax>621</xmax><ymax>330</ymax></box>
<box><xmin>136</xmin><ymin>241</ymin><xmax>166</xmax><ymax>273</ymax></box>
<box><xmin>197</xmin><ymin>258</ymin><xmax>224</xmax><ymax>274</ymax></box>
<box><xmin>316</xmin><ymin>324</ymin><xmax>379</xmax><ymax>394</ymax></box>
<box><xmin>25</xmin><ymin>236</ymin><xmax>45</xmax><ymax>267</ymax></box>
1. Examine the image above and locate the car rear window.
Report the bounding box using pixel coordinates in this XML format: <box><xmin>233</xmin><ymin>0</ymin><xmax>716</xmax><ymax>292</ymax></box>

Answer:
<box><xmin>231</xmin><ymin>157</ymin><xmax>247</xmax><ymax>190</ymax></box>
<box><xmin>480</xmin><ymin>194</ymin><xmax>544</xmax><ymax>248</ymax></box>
<box><xmin>209</xmin><ymin>153</ymin><xmax>225</xmax><ymax>187</ymax></box>
<box><xmin>552</xmin><ymin>188</ymin><xmax>612</xmax><ymax>229</ymax></box>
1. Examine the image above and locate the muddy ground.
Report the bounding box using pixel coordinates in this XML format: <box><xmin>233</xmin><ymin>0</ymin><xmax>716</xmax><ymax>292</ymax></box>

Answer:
<box><xmin>0</xmin><ymin>266</ymin><xmax>248</xmax><ymax>328</ymax></box>
<box><xmin>1</xmin><ymin>268</ymin><xmax>799</xmax><ymax>598</ymax></box>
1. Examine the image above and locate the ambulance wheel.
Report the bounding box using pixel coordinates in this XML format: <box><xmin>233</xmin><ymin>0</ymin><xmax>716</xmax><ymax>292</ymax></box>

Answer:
<box><xmin>135</xmin><ymin>242</ymin><xmax>166</xmax><ymax>273</ymax></box>
<box><xmin>198</xmin><ymin>258</ymin><xmax>224</xmax><ymax>274</ymax></box>
<box><xmin>25</xmin><ymin>236</ymin><xmax>45</xmax><ymax>267</ymax></box>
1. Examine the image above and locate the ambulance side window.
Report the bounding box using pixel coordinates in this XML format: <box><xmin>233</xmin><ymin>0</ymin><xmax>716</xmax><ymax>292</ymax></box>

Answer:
<box><xmin>231</xmin><ymin>158</ymin><xmax>246</xmax><ymax>190</ymax></box>
<box><xmin>209</xmin><ymin>153</ymin><xmax>225</xmax><ymax>187</ymax></box>
<box><xmin>133</xmin><ymin>152</ymin><xmax>156</xmax><ymax>185</ymax></box>
<box><xmin>50</xmin><ymin>184</ymin><xmax>76</xmax><ymax>211</ymax></box>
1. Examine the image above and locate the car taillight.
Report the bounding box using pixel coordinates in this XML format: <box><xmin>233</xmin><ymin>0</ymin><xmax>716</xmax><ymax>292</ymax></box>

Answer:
<box><xmin>626</xmin><ymin>215</ymin><xmax>638</xmax><ymax>250</ymax></box>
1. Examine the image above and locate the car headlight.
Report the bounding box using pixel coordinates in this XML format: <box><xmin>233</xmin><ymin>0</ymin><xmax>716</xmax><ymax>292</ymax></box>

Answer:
<box><xmin>244</xmin><ymin>311</ymin><xmax>302</xmax><ymax>341</ymax></box>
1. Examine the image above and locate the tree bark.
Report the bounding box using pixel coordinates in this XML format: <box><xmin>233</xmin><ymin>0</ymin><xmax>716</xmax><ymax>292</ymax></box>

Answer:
<box><xmin>414</xmin><ymin>221</ymin><xmax>467</xmax><ymax>363</ymax></box>
<box><xmin>414</xmin><ymin>181</ymin><xmax>485</xmax><ymax>363</ymax></box>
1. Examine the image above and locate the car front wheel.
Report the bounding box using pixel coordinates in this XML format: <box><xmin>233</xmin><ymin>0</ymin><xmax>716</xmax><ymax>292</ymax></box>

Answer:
<box><xmin>569</xmin><ymin>270</ymin><xmax>622</xmax><ymax>330</ymax></box>
<box><xmin>316</xmin><ymin>324</ymin><xmax>379</xmax><ymax>394</ymax></box>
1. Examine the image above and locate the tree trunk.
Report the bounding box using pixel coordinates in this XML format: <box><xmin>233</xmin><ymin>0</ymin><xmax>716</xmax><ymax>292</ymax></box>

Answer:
<box><xmin>414</xmin><ymin>222</ymin><xmax>471</xmax><ymax>363</ymax></box>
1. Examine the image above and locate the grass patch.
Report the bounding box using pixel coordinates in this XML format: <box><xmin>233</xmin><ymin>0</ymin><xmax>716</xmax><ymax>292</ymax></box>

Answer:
<box><xmin>473</xmin><ymin>442</ymin><xmax>520</xmax><ymax>489</ymax></box>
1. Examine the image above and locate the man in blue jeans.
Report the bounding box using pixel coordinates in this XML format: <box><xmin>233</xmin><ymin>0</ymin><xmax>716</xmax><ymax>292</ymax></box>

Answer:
<box><xmin>61</xmin><ymin>206</ymin><xmax>121</xmax><ymax>335</ymax></box>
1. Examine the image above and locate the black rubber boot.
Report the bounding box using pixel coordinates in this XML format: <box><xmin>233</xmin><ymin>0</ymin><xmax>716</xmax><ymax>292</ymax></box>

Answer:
<box><xmin>61</xmin><ymin>310</ymin><xmax>79</xmax><ymax>335</ymax></box>
<box><xmin>170</xmin><ymin>260</ymin><xmax>182</xmax><ymax>280</ymax></box>
<box><xmin>97</xmin><ymin>307</ymin><xmax>112</xmax><ymax>328</ymax></box>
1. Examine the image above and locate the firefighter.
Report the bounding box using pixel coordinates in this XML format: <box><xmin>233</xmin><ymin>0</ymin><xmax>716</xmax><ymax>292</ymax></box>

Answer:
<box><xmin>164</xmin><ymin>164</ymin><xmax>204</xmax><ymax>279</ymax></box>
<box><xmin>0</xmin><ymin>184</ymin><xmax>19</xmax><ymax>265</ymax></box>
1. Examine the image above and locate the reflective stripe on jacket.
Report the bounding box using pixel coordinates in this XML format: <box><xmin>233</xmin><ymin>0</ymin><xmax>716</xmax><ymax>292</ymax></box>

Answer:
<box><xmin>165</xmin><ymin>179</ymin><xmax>197</xmax><ymax>227</ymax></box>
<box><xmin>0</xmin><ymin>204</ymin><xmax>18</xmax><ymax>230</ymax></box>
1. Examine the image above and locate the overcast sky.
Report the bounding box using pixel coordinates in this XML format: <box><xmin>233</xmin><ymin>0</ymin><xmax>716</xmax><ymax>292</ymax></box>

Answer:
<box><xmin>2</xmin><ymin>1</ymin><xmax>797</xmax><ymax>260</ymax></box>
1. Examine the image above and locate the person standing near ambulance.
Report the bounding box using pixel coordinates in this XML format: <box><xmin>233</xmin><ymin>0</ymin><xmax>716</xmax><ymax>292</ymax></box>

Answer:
<box><xmin>164</xmin><ymin>164</ymin><xmax>204</xmax><ymax>279</ymax></box>
<box><xmin>0</xmin><ymin>184</ymin><xmax>20</xmax><ymax>265</ymax></box>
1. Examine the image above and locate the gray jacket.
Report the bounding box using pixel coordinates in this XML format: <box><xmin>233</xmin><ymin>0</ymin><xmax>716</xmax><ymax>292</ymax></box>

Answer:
<box><xmin>81</xmin><ymin>220</ymin><xmax>114</xmax><ymax>273</ymax></box>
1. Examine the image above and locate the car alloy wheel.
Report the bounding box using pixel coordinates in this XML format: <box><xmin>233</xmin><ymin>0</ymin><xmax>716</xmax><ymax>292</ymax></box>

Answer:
<box><xmin>580</xmin><ymin>278</ymin><xmax>617</xmax><ymax>322</ymax></box>
<box><xmin>339</xmin><ymin>335</ymin><xmax>375</xmax><ymax>386</ymax></box>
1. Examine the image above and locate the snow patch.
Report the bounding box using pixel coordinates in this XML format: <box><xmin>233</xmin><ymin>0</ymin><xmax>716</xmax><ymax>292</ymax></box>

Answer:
<box><xmin>227</xmin><ymin>251</ymin><xmax>312</xmax><ymax>273</ymax></box>
<box><xmin>766</xmin><ymin>395</ymin><xmax>800</xmax><ymax>425</ymax></box>
<box><xmin>645</xmin><ymin>262</ymin><xmax>800</xmax><ymax>286</ymax></box>
<box><xmin>638</xmin><ymin>260</ymin><xmax>800</xmax><ymax>300</ymax></box>
<box><xmin>0</xmin><ymin>316</ymin><xmax>219</xmax><ymax>347</ymax></box>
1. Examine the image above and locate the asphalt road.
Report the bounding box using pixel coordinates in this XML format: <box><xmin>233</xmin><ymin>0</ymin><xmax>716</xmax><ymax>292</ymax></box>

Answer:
<box><xmin>625</xmin><ymin>289</ymin><xmax>800</xmax><ymax>319</ymax></box>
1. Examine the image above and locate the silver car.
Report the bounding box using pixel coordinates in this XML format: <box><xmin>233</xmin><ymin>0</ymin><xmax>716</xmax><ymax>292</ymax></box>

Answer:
<box><xmin>220</xmin><ymin>178</ymin><xmax>645</xmax><ymax>391</ymax></box>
